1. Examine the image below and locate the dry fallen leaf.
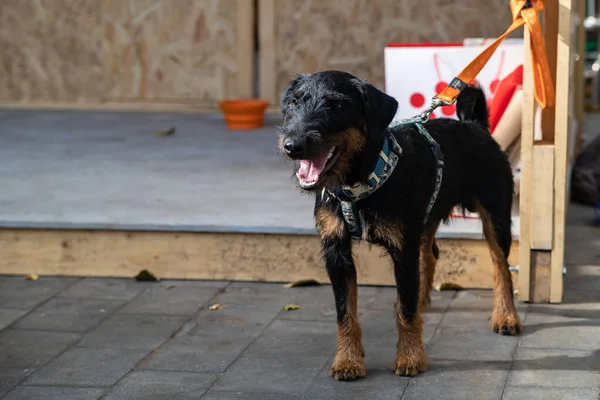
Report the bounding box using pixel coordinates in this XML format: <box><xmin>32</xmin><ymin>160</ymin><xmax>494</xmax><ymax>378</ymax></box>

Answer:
<box><xmin>99</xmin><ymin>308</ymin><xmax>106</xmax><ymax>313</ymax></box>
<box><xmin>209</xmin><ymin>303</ymin><xmax>222</xmax><ymax>311</ymax></box>
<box><xmin>155</xmin><ymin>127</ymin><xmax>176</xmax><ymax>136</ymax></box>
<box><xmin>25</xmin><ymin>274</ymin><xmax>39</xmax><ymax>281</ymax></box>
<box><xmin>284</xmin><ymin>304</ymin><xmax>300</xmax><ymax>311</ymax></box>
<box><xmin>135</xmin><ymin>270</ymin><xmax>159</xmax><ymax>282</ymax></box>
<box><xmin>167</xmin><ymin>285</ymin><xmax>175</xmax><ymax>290</ymax></box>
<box><xmin>283</xmin><ymin>279</ymin><xmax>320</xmax><ymax>288</ymax></box>
<box><xmin>434</xmin><ymin>282</ymin><xmax>463</xmax><ymax>291</ymax></box>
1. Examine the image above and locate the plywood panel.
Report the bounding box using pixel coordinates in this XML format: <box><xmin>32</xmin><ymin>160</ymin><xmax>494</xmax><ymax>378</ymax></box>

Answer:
<box><xmin>102</xmin><ymin>0</ymin><xmax>251</xmax><ymax>103</ymax></box>
<box><xmin>0</xmin><ymin>0</ymin><xmax>104</xmax><ymax>103</ymax></box>
<box><xmin>0</xmin><ymin>228</ymin><xmax>518</xmax><ymax>290</ymax></box>
<box><xmin>261</xmin><ymin>0</ymin><xmax>515</xmax><ymax>103</ymax></box>
<box><xmin>0</xmin><ymin>0</ymin><xmax>253</xmax><ymax>108</ymax></box>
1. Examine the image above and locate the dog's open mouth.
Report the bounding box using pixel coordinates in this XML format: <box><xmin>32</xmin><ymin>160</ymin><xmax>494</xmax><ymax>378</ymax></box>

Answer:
<box><xmin>296</xmin><ymin>146</ymin><xmax>342</xmax><ymax>189</ymax></box>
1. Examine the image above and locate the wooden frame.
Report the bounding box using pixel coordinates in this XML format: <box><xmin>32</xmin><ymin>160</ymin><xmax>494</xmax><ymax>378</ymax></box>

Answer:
<box><xmin>518</xmin><ymin>0</ymin><xmax>580</xmax><ymax>303</ymax></box>
<box><xmin>0</xmin><ymin>228</ymin><xmax>518</xmax><ymax>290</ymax></box>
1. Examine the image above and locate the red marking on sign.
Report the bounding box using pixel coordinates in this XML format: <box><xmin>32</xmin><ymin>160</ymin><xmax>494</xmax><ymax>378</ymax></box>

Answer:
<box><xmin>441</xmin><ymin>104</ymin><xmax>456</xmax><ymax>116</ymax></box>
<box><xmin>429</xmin><ymin>112</ymin><xmax>437</xmax><ymax>120</ymax></box>
<box><xmin>410</xmin><ymin>93</ymin><xmax>425</xmax><ymax>108</ymax></box>
<box><xmin>490</xmin><ymin>79</ymin><xmax>500</xmax><ymax>93</ymax></box>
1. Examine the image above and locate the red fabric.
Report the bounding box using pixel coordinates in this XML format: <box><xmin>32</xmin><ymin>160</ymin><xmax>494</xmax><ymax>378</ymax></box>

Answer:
<box><xmin>488</xmin><ymin>65</ymin><xmax>523</xmax><ymax>134</ymax></box>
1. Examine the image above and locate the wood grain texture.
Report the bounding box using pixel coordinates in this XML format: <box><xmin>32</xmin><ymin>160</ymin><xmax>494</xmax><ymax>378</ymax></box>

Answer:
<box><xmin>0</xmin><ymin>229</ymin><xmax>518</xmax><ymax>290</ymax></box>
<box><xmin>102</xmin><ymin>0</ymin><xmax>245</xmax><ymax>103</ymax></box>
<box><xmin>518</xmin><ymin>29</ymin><xmax>535</xmax><ymax>302</ymax></box>
<box><xmin>550</xmin><ymin>0</ymin><xmax>575</xmax><ymax>304</ymax></box>
<box><xmin>0</xmin><ymin>0</ymin><xmax>104</xmax><ymax>103</ymax></box>
<box><xmin>262</xmin><ymin>0</ymin><xmax>514</xmax><ymax>103</ymax></box>
<box><xmin>0</xmin><ymin>0</ymin><xmax>253</xmax><ymax>107</ymax></box>
<box><xmin>530</xmin><ymin>144</ymin><xmax>555</xmax><ymax>250</ymax></box>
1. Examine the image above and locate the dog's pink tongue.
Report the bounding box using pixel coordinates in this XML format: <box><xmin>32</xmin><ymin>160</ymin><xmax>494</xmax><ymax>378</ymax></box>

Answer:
<box><xmin>298</xmin><ymin>155</ymin><xmax>329</xmax><ymax>182</ymax></box>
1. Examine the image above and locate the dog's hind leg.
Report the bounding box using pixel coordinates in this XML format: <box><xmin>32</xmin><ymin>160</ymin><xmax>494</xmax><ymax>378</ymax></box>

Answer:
<box><xmin>476</xmin><ymin>201</ymin><xmax>523</xmax><ymax>335</ymax></box>
<box><xmin>419</xmin><ymin>222</ymin><xmax>440</xmax><ymax>311</ymax></box>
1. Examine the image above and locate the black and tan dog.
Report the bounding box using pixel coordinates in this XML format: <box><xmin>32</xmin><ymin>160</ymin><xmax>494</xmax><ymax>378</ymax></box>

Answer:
<box><xmin>278</xmin><ymin>70</ymin><xmax>522</xmax><ymax>380</ymax></box>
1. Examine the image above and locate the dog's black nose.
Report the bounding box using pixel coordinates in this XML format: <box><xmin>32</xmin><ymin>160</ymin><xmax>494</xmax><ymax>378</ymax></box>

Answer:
<box><xmin>283</xmin><ymin>138</ymin><xmax>305</xmax><ymax>157</ymax></box>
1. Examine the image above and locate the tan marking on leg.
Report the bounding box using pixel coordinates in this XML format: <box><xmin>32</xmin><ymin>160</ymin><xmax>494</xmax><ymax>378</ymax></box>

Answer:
<box><xmin>392</xmin><ymin>301</ymin><xmax>427</xmax><ymax>377</ymax></box>
<box><xmin>477</xmin><ymin>204</ymin><xmax>523</xmax><ymax>335</ymax></box>
<box><xmin>329</xmin><ymin>275</ymin><xmax>366</xmax><ymax>381</ymax></box>
<box><xmin>370</xmin><ymin>220</ymin><xmax>404</xmax><ymax>250</ymax></box>
<box><xmin>419</xmin><ymin>231</ymin><xmax>438</xmax><ymax>311</ymax></box>
<box><xmin>315</xmin><ymin>208</ymin><xmax>344</xmax><ymax>241</ymax></box>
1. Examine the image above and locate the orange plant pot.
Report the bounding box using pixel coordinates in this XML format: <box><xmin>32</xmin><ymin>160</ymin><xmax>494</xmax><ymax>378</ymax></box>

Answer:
<box><xmin>218</xmin><ymin>99</ymin><xmax>269</xmax><ymax>130</ymax></box>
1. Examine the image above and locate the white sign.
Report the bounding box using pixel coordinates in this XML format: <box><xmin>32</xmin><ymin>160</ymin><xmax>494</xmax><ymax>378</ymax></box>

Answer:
<box><xmin>384</xmin><ymin>43</ymin><xmax>524</xmax><ymax>121</ymax></box>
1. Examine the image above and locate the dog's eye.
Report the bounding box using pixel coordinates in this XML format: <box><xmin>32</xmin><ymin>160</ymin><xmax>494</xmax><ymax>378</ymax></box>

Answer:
<box><xmin>327</xmin><ymin>101</ymin><xmax>342</xmax><ymax>110</ymax></box>
<box><xmin>291</xmin><ymin>99</ymin><xmax>300</xmax><ymax>109</ymax></box>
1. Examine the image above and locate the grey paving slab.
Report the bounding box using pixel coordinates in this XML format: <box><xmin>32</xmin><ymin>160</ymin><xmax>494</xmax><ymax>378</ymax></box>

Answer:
<box><xmin>202</xmin><ymin>391</ymin><xmax>299</xmax><ymax>400</ymax></box>
<box><xmin>0</xmin><ymin>309</ymin><xmax>27</xmax><ymax>331</ymax></box>
<box><xmin>212</xmin><ymin>353</ymin><xmax>329</xmax><ymax>396</ymax></box>
<box><xmin>25</xmin><ymin>347</ymin><xmax>149</xmax><ymax>387</ymax></box>
<box><xmin>502</xmin><ymin>386</ymin><xmax>600</xmax><ymax>400</ymax></box>
<box><xmin>0</xmin><ymin>329</ymin><xmax>80</xmax><ymax>368</ymax></box>
<box><xmin>103</xmin><ymin>370</ymin><xmax>216</xmax><ymax>400</ymax></box>
<box><xmin>13</xmin><ymin>298</ymin><xmax>123</xmax><ymax>332</ymax></box>
<box><xmin>77</xmin><ymin>314</ymin><xmax>188</xmax><ymax>349</ymax></box>
<box><xmin>401</xmin><ymin>360</ymin><xmax>508</xmax><ymax>400</ymax></box>
<box><xmin>118</xmin><ymin>285</ymin><xmax>219</xmax><ymax>316</ymax></box>
<box><xmin>302</xmin><ymin>365</ymin><xmax>409</xmax><ymax>400</ymax></box>
<box><xmin>508</xmin><ymin>348</ymin><xmax>600</xmax><ymax>389</ymax></box>
<box><xmin>139</xmin><ymin>334</ymin><xmax>254</xmax><ymax>373</ymax></box>
<box><xmin>188</xmin><ymin>303</ymin><xmax>280</xmax><ymax>339</ymax></box>
<box><xmin>59</xmin><ymin>278</ymin><xmax>153</xmax><ymax>300</ymax></box>
<box><xmin>0</xmin><ymin>368</ymin><xmax>33</xmax><ymax>398</ymax></box>
<box><xmin>3</xmin><ymin>386</ymin><xmax>105</xmax><ymax>400</ymax></box>
<box><xmin>0</xmin><ymin>277</ymin><xmax>79</xmax><ymax>309</ymax></box>
<box><xmin>212</xmin><ymin>282</ymin><xmax>298</xmax><ymax>306</ymax></box>
<box><xmin>426</xmin><ymin>326</ymin><xmax>519</xmax><ymax>361</ymax></box>
<box><xmin>211</xmin><ymin>320</ymin><xmax>334</xmax><ymax>395</ymax></box>
<box><xmin>519</xmin><ymin>312</ymin><xmax>600</xmax><ymax>351</ymax></box>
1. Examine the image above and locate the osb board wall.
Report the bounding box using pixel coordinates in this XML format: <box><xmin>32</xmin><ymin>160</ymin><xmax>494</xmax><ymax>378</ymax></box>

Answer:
<box><xmin>259</xmin><ymin>0</ymin><xmax>516</xmax><ymax>104</ymax></box>
<box><xmin>0</xmin><ymin>0</ymin><xmax>253</xmax><ymax>108</ymax></box>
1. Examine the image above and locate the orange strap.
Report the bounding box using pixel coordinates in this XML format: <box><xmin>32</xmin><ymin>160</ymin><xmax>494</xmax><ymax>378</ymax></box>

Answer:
<box><xmin>436</xmin><ymin>0</ymin><xmax>554</xmax><ymax>109</ymax></box>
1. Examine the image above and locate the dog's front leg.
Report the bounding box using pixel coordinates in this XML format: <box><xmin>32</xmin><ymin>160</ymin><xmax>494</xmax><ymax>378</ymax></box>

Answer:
<box><xmin>322</xmin><ymin>235</ymin><xmax>366</xmax><ymax>381</ymax></box>
<box><xmin>388</xmin><ymin>233</ymin><xmax>427</xmax><ymax>377</ymax></box>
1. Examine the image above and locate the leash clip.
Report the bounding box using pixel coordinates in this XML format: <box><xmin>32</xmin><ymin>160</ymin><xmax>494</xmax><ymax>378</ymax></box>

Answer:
<box><xmin>418</xmin><ymin>98</ymin><xmax>444</xmax><ymax>122</ymax></box>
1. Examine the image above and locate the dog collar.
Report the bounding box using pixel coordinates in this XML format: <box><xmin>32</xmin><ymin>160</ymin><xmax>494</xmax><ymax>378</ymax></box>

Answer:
<box><xmin>328</xmin><ymin>133</ymin><xmax>402</xmax><ymax>238</ymax></box>
<box><xmin>328</xmin><ymin>120</ymin><xmax>444</xmax><ymax>239</ymax></box>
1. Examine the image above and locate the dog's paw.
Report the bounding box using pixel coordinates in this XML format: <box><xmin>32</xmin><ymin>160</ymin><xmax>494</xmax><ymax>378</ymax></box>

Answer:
<box><xmin>490</xmin><ymin>313</ymin><xmax>523</xmax><ymax>336</ymax></box>
<box><xmin>329</xmin><ymin>358</ymin><xmax>367</xmax><ymax>381</ymax></box>
<box><xmin>392</xmin><ymin>351</ymin><xmax>427</xmax><ymax>377</ymax></box>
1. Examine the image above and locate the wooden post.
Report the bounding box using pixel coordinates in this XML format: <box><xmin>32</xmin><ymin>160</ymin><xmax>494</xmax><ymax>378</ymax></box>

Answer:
<box><xmin>519</xmin><ymin>0</ymin><xmax>575</xmax><ymax>303</ymax></box>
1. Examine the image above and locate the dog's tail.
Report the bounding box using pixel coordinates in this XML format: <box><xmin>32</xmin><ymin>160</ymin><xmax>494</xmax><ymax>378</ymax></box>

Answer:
<box><xmin>455</xmin><ymin>85</ymin><xmax>489</xmax><ymax>131</ymax></box>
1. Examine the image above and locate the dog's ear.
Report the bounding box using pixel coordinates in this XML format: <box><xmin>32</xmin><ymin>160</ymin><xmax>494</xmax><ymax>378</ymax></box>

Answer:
<box><xmin>360</xmin><ymin>81</ymin><xmax>398</xmax><ymax>137</ymax></box>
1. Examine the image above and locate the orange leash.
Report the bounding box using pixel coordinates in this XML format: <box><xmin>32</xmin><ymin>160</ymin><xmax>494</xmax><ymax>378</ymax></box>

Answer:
<box><xmin>435</xmin><ymin>0</ymin><xmax>555</xmax><ymax>109</ymax></box>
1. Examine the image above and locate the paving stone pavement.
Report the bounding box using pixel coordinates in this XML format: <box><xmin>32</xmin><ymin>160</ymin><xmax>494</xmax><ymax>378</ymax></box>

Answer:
<box><xmin>0</xmin><ymin>204</ymin><xmax>598</xmax><ymax>399</ymax></box>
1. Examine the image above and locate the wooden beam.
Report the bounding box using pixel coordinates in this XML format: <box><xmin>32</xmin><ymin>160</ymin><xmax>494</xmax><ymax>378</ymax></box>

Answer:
<box><xmin>259</xmin><ymin>0</ymin><xmax>277</xmax><ymax>104</ymax></box>
<box><xmin>530</xmin><ymin>250</ymin><xmax>551</xmax><ymax>302</ymax></box>
<box><xmin>236</xmin><ymin>0</ymin><xmax>255</xmax><ymax>99</ymax></box>
<box><xmin>530</xmin><ymin>144</ymin><xmax>555</xmax><ymax>250</ymax></box>
<box><xmin>0</xmin><ymin>228</ymin><xmax>518</xmax><ymax>290</ymax></box>
<box><xmin>540</xmin><ymin>0</ymin><xmax>559</xmax><ymax>143</ymax></box>
<box><xmin>518</xmin><ymin>28</ymin><xmax>536</xmax><ymax>302</ymax></box>
<box><xmin>550</xmin><ymin>0</ymin><xmax>575</xmax><ymax>303</ymax></box>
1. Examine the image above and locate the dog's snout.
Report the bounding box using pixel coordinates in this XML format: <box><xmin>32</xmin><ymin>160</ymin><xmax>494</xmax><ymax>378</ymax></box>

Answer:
<box><xmin>283</xmin><ymin>138</ymin><xmax>306</xmax><ymax>158</ymax></box>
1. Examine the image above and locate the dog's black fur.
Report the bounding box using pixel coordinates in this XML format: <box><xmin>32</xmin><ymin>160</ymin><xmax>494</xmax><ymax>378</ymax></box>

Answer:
<box><xmin>278</xmin><ymin>71</ymin><xmax>522</xmax><ymax>380</ymax></box>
